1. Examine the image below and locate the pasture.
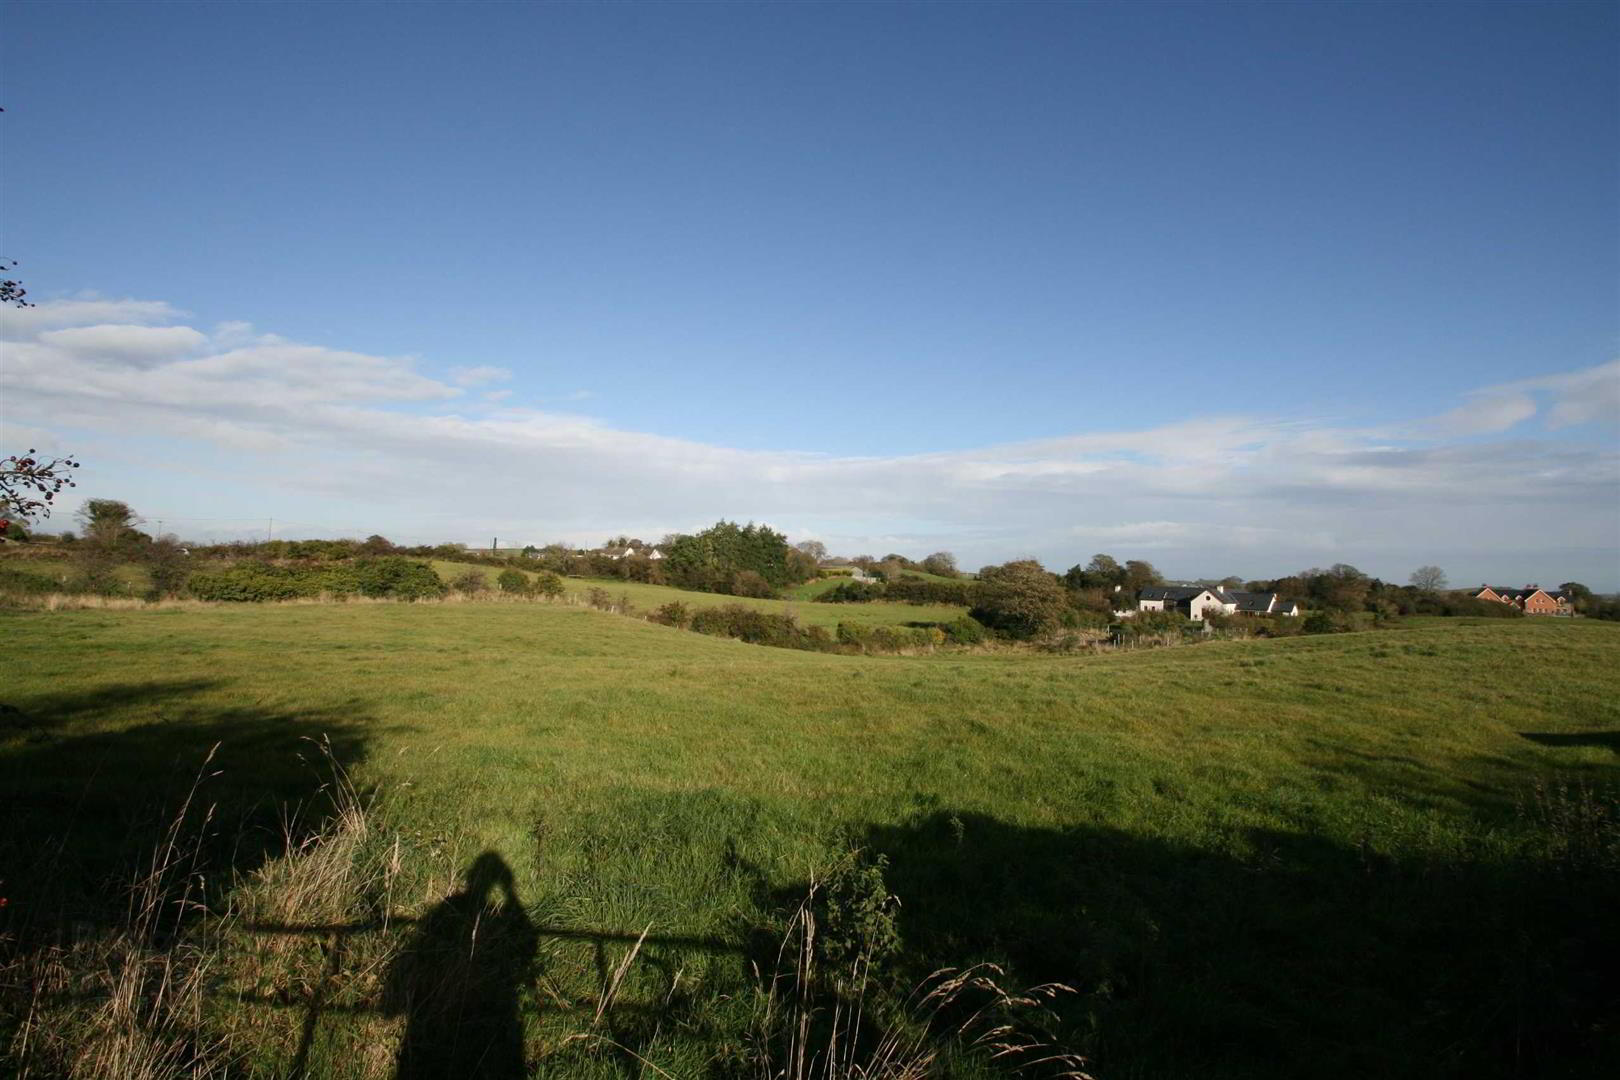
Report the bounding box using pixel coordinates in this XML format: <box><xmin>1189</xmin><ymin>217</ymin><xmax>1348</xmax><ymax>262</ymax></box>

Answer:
<box><xmin>428</xmin><ymin>559</ymin><xmax>969</xmax><ymax>628</ymax></box>
<box><xmin>1</xmin><ymin>605</ymin><xmax>1616</xmax><ymax>1078</ymax></box>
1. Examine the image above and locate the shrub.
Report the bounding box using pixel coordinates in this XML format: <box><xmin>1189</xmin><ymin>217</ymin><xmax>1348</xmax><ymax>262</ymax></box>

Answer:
<box><xmin>654</xmin><ymin>601</ymin><xmax>692</xmax><ymax>628</ymax></box>
<box><xmin>532</xmin><ymin>571</ymin><xmax>565</xmax><ymax>599</ymax></box>
<box><xmin>883</xmin><ymin>578</ymin><xmax>975</xmax><ymax>605</ymax></box>
<box><xmin>586</xmin><ymin>587</ymin><xmax>613</xmax><ymax>610</ymax></box>
<box><xmin>1060</xmin><ymin>607</ymin><xmax>1112</xmax><ymax>630</ymax></box>
<box><xmin>835</xmin><ymin>621</ymin><xmax>943</xmax><ymax>653</ymax></box>
<box><xmin>820</xmin><ymin>581</ymin><xmax>885</xmax><ymax>603</ymax></box>
<box><xmin>1113</xmin><ymin>610</ymin><xmax>1194</xmax><ymax>643</ymax></box>
<box><xmin>187</xmin><ymin>562</ymin><xmax>311</xmax><ymax>602</ymax></box>
<box><xmin>185</xmin><ymin>556</ymin><xmax>448</xmax><ymax>602</ymax></box>
<box><xmin>943</xmin><ymin>615</ymin><xmax>988</xmax><ymax>645</ymax></box>
<box><xmin>144</xmin><ymin>538</ymin><xmax>190</xmax><ymax>598</ymax></box>
<box><xmin>0</xmin><ymin>563</ymin><xmax>67</xmax><ymax>596</ymax></box>
<box><xmin>728</xmin><ymin>569</ymin><xmax>776</xmax><ymax>598</ymax></box>
<box><xmin>497</xmin><ymin>568</ymin><xmax>528</xmax><ymax>594</ymax></box>
<box><xmin>1303</xmin><ymin>609</ymin><xmax>1356</xmax><ymax>634</ymax></box>
<box><xmin>339</xmin><ymin>557</ymin><xmax>447</xmax><ymax>600</ymax></box>
<box><xmin>1254</xmin><ymin>614</ymin><xmax>1305</xmax><ymax>637</ymax></box>
<box><xmin>450</xmin><ymin>569</ymin><xmax>488</xmax><ymax>595</ymax></box>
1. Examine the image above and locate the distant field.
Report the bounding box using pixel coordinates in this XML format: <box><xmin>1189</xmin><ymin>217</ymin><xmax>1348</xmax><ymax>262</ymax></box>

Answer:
<box><xmin>2</xmin><ymin>605</ymin><xmax>1616</xmax><ymax>1078</ymax></box>
<box><xmin>429</xmin><ymin>559</ymin><xmax>968</xmax><ymax>628</ymax></box>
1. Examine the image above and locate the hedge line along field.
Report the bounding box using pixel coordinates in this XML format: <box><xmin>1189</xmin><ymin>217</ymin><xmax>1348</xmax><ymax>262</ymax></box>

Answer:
<box><xmin>430</xmin><ymin>559</ymin><xmax>969</xmax><ymax>628</ymax></box>
<box><xmin>2</xmin><ymin>605</ymin><xmax>1617</xmax><ymax>1079</ymax></box>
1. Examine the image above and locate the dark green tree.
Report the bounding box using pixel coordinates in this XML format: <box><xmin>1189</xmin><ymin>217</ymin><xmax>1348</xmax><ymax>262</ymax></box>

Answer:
<box><xmin>970</xmin><ymin>560</ymin><xmax>1068</xmax><ymax>639</ymax></box>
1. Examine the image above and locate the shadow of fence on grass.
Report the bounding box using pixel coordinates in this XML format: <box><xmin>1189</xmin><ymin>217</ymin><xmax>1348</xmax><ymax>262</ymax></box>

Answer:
<box><xmin>239</xmin><ymin>848</ymin><xmax>746</xmax><ymax>1080</ymax></box>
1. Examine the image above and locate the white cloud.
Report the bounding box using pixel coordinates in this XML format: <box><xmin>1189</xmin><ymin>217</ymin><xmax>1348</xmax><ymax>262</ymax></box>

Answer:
<box><xmin>0</xmin><ymin>296</ymin><xmax>183</xmax><ymax>338</ymax></box>
<box><xmin>3</xmin><ymin>295</ymin><xmax>1616</xmax><ymax>583</ymax></box>
<box><xmin>1418</xmin><ymin>360</ymin><xmax>1620</xmax><ymax>436</ymax></box>
<box><xmin>450</xmin><ymin>364</ymin><xmax>511</xmax><ymax>387</ymax></box>
<box><xmin>38</xmin><ymin>324</ymin><xmax>209</xmax><ymax>366</ymax></box>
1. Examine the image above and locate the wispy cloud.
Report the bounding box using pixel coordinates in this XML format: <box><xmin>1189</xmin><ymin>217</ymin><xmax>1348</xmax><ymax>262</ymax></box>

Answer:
<box><xmin>449</xmin><ymin>364</ymin><xmax>511</xmax><ymax>387</ymax></box>
<box><xmin>2</xmin><ymin>297</ymin><xmax>1616</xmax><ymax>583</ymax></box>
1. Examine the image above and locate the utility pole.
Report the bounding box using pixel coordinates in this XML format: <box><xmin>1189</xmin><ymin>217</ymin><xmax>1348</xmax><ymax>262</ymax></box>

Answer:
<box><xmin>492</xmin><ymin>536</ymin><xmax>497</xmax><ymax>554</ymax></box>
<box><xmin>267</xmin><ymin>518</ymin><xmax>273</xmax><ymax>542</ymax></box>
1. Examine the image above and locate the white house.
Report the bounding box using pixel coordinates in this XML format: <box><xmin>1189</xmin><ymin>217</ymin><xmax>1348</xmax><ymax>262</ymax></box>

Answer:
<box><xmin>1138</xmin><ymin>586</ymin><xmax>1229</xmax><ymax>621</ymax></box>
<box><xmin>1136</xmin><ymin>586</ymin><xmax>1299</xmax><ymax>621</ymax></box>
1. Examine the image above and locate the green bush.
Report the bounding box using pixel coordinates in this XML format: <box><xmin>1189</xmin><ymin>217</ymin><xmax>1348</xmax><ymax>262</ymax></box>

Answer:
<box><xmin>882</xmin><ymin>577</ymin><xmax>975</xmax><ymax>605</ymax></box>
<box><xmin>943</xmin><ymin>615</ymin><xmax>988</xmax><ymax>644</ymax></box>
<box><xmin>187</xmin><ymin>563</ymin><xmax>312</xmax><ymax>602</ymax></box>
<box><xmin>496</xmin><ymin>568</ymin><xmax>528</xmax><ymax>594</ymax></box>
<box><xmin>819</xmin><ymin>580</ymin><xmax>885</xmax><ymax>603</ymax></box>
<box><xmin>450</xmin><ymin>569</ymin><xmax>488</xmax><ymax>595</ymax></box>
<box><xmin>835</xmin><ymin>621</ymin><xmax>942</xmax><ymax>653</ymax></box>
<box><xmin>654</xmin><ymin>601</ymin><xmax>692</xmax><ymax>628</ymax></box>
<box><xmin>1303</xmin><ymin>610</ymin><xmax>1356</xmax><ymax>634</ymax></box>
<box><xmin>343</xmin><ymin>557</ymin><xmax>447</xmax><ymax>600</ymax></box>
<box><xmin>186</xmin><ymin>556</ymin><xmax>446</xmax><ymax>602</ymax></box>
<box><xmin>728</xmin><ymin>569</ymin><xmax>776</xmax><ymax>598</ymax></box>
<box><xmin>1114</xmin><ymin>610</ymin><xmax>1195</xmax><ymax>641</ymax></box>
<box><xmin>970</xmin><ymin>560</ymin><xmax>1069</xmax><ymax>639</ymax></box>
<box><xmin>586</xmin><ymin>587</ymin><xmax>613</xmax><ymax>610</ymax></box>
<box><xmin>532</xmin><ymin>571</ymin><xmax>565</xmax><ymax>599</ymax></box>
<box><xmin>0</xmin><ymin>563</ymin><xmax>67</xmax><ymax>595</ymax></box>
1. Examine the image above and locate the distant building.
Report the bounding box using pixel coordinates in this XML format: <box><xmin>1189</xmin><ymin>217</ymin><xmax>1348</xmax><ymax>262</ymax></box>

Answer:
<box><xmin>1135</xmin><ymin>586</ymin><xmax>1299</xmax><ymax>621</ymax></box>
<box><xmin>1473</xmin><ymin>586</ymin><xmax>1572</xmax><ymax>616</ymax></box>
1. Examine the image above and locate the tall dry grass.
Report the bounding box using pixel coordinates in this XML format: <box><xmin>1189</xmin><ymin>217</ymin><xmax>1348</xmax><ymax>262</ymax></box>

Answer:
<box><xmin>740</xmin><ymin>883</ymin><xmax>1095</xmax><ymax>1080</ymax></box>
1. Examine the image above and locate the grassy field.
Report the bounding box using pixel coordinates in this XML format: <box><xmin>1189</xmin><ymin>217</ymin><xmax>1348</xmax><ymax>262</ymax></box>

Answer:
<box><xmin>2</xmin><ymin>605</ymin><xmax>1616</xmax><ymax>1078</ymax></box>
<box><xmin>430</xmin><ymin>559</ymin><xmax>969</xmax><ymax>628</ymax></box>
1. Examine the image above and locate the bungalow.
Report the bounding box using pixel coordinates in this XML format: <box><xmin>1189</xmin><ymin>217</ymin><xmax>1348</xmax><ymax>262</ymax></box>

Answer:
<box><xmin>1474</xmin><ymin>585</ymin><xmax>1571</xmax><ymax>616</ymax></box>
<box><xmin>1137</xmin><ymin>587</ymin><xmax>1228</xmax><ymax>621</ymax></box>
<box><xmin>1136</xmin><ymin>586</ymin><xmax>1299</xmax><ymax>621</ymax></box>
<box><xmin>595</xmin><ymin>544</ymin><xmax>665</xmax><ymax>562</ymax></box>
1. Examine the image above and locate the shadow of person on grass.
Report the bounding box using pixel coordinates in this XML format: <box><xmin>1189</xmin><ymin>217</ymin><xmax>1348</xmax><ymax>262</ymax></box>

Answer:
<box><xmin>383</xmin><ymin>851</ymin><xmax>539</xmax><ymax>1080</ymax></box>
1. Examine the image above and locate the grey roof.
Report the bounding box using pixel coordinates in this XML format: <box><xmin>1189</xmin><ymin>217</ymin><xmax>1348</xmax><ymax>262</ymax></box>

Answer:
<box><xmin>1224</xmin><ymin>590</ymin><xmax>1277</xmax><ymax>612</ymax></box>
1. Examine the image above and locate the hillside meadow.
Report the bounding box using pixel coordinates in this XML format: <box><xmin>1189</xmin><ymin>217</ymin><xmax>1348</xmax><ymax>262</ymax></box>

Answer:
<box><xmin>428</xmin><ymin>559</ymin><xmax>969</xmax><ymax>628</ymax></box>
<box><xmin>1</xmin><ymin>604</ymin><xmax>1616</xmax><ymax>1078</ymax></box>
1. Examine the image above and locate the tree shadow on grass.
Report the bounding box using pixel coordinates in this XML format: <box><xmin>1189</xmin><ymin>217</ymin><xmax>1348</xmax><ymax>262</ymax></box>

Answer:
<box><xmin>1521</xmin><ymin>731</ymin><xmax>1620</xmax><ymax>755</ymax></box>
<box><xmin>0</xmin><ymin>679</ymin><xmax>383</xmax><ymax>947</ymax></box>
<box><xmin>838</xmin><ymin>806</ymin><xmax>1618</xmax><ymax>1080</ymax></box>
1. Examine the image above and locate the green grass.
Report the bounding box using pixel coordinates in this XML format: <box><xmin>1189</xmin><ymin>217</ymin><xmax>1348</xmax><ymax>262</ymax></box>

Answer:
<box><xmin>2</xmin><ymin>606</ymin><xmax>1616</xmax><ymax>1078</ymax></box>
<box><xmin>430</xmin><ymin>559</ymin><xmax>968</xmax><ymax>628</ymax></box>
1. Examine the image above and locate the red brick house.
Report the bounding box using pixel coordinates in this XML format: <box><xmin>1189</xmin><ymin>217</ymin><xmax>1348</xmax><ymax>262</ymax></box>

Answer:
<box><xmin>1474</xmin><ymin>586</ymin><xmax>1573</xmax><ymax>616</ymax></box>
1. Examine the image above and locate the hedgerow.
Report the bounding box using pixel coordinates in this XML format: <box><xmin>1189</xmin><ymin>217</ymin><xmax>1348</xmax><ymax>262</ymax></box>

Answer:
<box><xmin>185</xmin><ymin>557</ymin><xmax>446</xmax><ymax>602</ymax></box>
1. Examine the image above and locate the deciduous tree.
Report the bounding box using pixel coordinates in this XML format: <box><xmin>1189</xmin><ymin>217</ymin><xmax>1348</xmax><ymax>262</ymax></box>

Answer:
<box><xmin>1</xmin><ymin>449</ymin><xmax>80</xmax><ymax>521</ymax></box>
<box><xmin>1409</xmin><ymin>565</ymin><xmax>1448</xmax><ymax>592</ymax></box>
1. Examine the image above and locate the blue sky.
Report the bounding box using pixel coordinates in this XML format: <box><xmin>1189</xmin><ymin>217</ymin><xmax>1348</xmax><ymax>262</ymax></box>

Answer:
<box><xmin>2</xmin><ymin>1</ymin><xmax>1616</xmax><ymax>586</ymax></box>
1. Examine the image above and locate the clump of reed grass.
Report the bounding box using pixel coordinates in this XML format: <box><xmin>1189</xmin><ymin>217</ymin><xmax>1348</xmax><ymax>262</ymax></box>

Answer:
<box><xmin>5</xmin><ymin>747</ymin><xmax>232</xmax><ymax>1079</ymax></box>
<box><xmin>743</xmin><ymin>881</ymin><xmax>1096</xmax><ymax>1080</ymax></box>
